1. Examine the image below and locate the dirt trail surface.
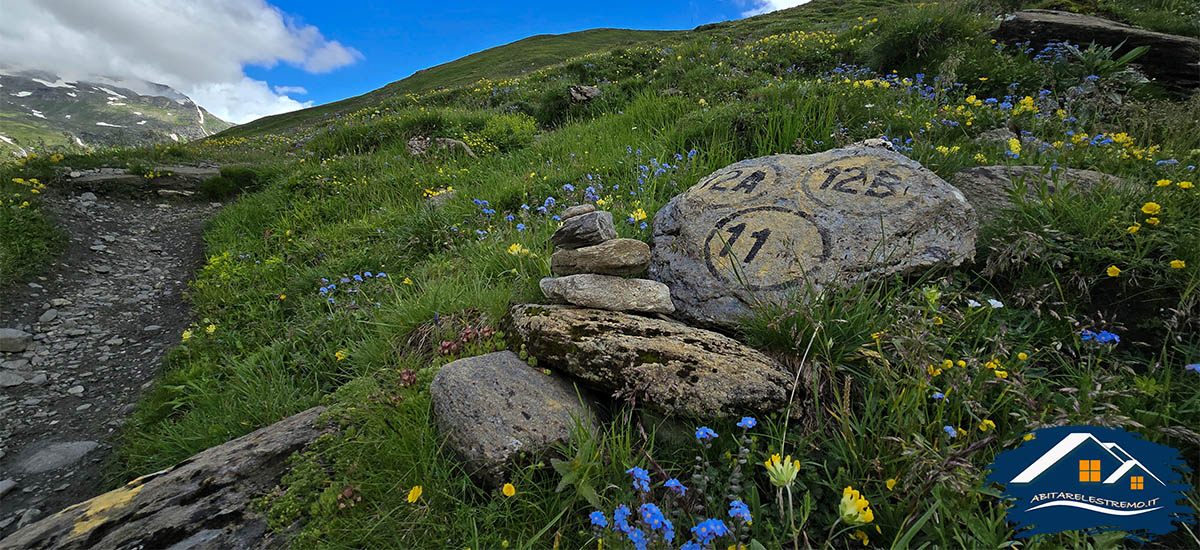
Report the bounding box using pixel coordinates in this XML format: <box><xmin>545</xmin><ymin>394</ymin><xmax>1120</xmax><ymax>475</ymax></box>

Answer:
<box><xmin>0</xmin><ymin>166</ymin><xmax>220</xmax><ymax>537</ymax></box>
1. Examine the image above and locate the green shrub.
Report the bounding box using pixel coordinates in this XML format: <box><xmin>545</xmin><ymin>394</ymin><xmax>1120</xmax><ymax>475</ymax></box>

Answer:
<box><xmin>198</xmin><ymin>166</ymin><xmax>263</xmax><ymax>200</ymax></box>
<box><xmin>533</xmin><ymin>82</ymin><xmax>577</xmax><ymax>127</ymax></box>
<box><xmin>857</xmin><ymin>3</ymin><xmax>986</xmax><ymax>74</ymax></box>
<box><xmin>479</xmin><ymin>112</ymin><xmax>537</xmax><ymax>152</ymax></box>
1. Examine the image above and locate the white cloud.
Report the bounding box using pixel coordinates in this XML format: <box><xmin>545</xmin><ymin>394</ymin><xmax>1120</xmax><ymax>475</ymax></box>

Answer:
<box><xmin>0</xmin><ymin>0</ymin><xmax>361</xmax><ymax>124</ymax></box>
<box><xmin>273</xmin><ymin>85</ymin><xmax>309</xmax><ymax>96</ymax></box>
<box><xmin>741</xmin><ymin>0</ymin><xmax>814</xmax><ymax>17</ymax></box>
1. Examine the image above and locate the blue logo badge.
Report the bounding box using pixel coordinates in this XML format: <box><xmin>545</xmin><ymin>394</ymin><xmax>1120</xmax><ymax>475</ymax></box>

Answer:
<box><xmin>987</xmin><ymin>426</ymin><xmax>1194</xmax><ymax>541</ymax></box>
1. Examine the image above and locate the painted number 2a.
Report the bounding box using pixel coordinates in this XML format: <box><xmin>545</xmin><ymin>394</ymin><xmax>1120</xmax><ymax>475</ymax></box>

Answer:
<box><xmin>717</xmin><ymin>222</ymin><xmax>771</xmax><ymax>264</ymax></box>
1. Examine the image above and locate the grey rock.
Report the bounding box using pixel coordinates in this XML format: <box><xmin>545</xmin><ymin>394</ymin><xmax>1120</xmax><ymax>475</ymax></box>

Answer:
<box><xmin>38</xmin><ymin>309</ymin><xmax>58</xmax><ymax>323</ymax></box>
<box><xmin>0</xmin><ymin>371</ymin><xmax>25</xmax><ymax>387</ymax></box>
<box><xmin>540</xmin><ymin>274</ymin><xmax>674</xmax><ymax>314</ymax></box>
<box><xmin>431</xmin><ymin>351</ymin><xmax>595</xmax><ymax>486</ymax></box>
<box><xmin>0</xmin><ymin>328</ymin><xmax>33</xmax><ymax>352</ymax></box>
<box><xmin>64</xmin><ymin>328</ymin><xmax>87</xmax><ymax>337</ymax></box>
<box><xmin>568</xmin><ymin>85</ymin><xmax>600</xmax><ymax>103</ymax></box>
<box><xmin>506</xmin><ymin>304</ymin><xmax>792</xmax><ymax>418</ymax></box>
<box><xmin>16</xmin><ymin>508</ymin><xmax>40</xmax><ymax>529</ymax></box>
<box><xmin>649</xmin><ymin>146</ymin><xmax>976</xmax><ymax>328</ymax></box>
<box><xmin>0</xmin><ymin>479</ymin><xmax>15</xmax><ymax>499</ymax></box>
<box><xmin>550</xmin><ymin>238</ymin><xmax>650</xmax><ymax>276</ymax></box>
<box><xmin>550</xmin><ymin>211</ymin><xmax>617</xmax><ymax>250</ymax></box>
<box><xmin>1</xmin><ymin>407</ymin><xmax>329</xmax><ymax>550</ymax></box>
<box><xmin>951</xmin><ymin>165</ymin><xmax>1122</xmax><ymax>222</ymax></box>
<box><xmin>49</xmin><ymin>298</ymin><xmax>71</xmax><ymax>307</ymax></box>
<box><xmin>2</xmin><ymin>359</ymin><xmax>30</xmax><ymax>370</ymax></box>
<box><xmin>143</xmin><ymin>325</ymin><xmax>162</xmax><ymax>331</ymax></box>
<box><xmin>15</xmin><ymin>441</ymin><xmax>99</xmax><ymax>474</ymax></box>
<box><xmin>406</xmin><ymin>136</ymin><xmax>477</xmax><ymax>158</ymax></box>
<box><xmin>79</xmin><ymin>192</ymin><xmax>97</xmax><ymax>202</ymax></box>
<box><xmin>995</xmin><ymin>10</ymin><xmax>1200</xmax><ymax>94</ymax></box>
<box><xmin>66</xmin><ymin>385</ymin><xmax>84</xmax><ymax>395</ymax></box>
<box><xmin>560</xmin><ymin>204</ymin><xmax>597</xmax><ymax>220</ymax></box>
<box><xmin>28</xmin><ymin>373</ymin><xmax>47</xmax><ymax>385</ymax></box>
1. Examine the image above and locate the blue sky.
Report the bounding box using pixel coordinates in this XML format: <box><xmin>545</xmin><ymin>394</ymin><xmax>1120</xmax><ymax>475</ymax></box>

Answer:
<box><xmin>246</xmin><ymin>0</ymin><xmax>800</xmax><ymax>110</ymax></box>
<box><xmin>2</xmin><ymin>0</ymin><xmax>806</xmax><ymax>123</ymax></box>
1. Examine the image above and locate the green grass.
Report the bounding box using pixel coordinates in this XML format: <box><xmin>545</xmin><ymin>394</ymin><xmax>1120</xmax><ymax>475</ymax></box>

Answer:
<box><xmin>5</xmin><ymin>0</ymin><xmax>1199</xmax><ymax>547</ymax></box>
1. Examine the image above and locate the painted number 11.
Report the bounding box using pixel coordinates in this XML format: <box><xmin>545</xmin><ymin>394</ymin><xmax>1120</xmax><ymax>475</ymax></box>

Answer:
<box><xmin>718</xmin><ymin>222</ymin><xmax>771</xmax><ymax>264</ymax></box>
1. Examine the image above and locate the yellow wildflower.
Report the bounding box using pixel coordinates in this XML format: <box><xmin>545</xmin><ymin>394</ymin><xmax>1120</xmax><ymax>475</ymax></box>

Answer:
<box><xmin>1156</xmin><ymin>179</ymin><xmax>1172</xmax><ymax>187</ymax></box>
<box><xmin>502</xmin><ymin>483</ymin><xmax>515</xmax><ymax>497</ymax></box>
<box><xmin>979</xmin><ymin>419</ymin><xmax>996</xmax><ymax>432</ymax></box>
<box><xmin>886</xmin><ymin>478</ymin><xmax>896</xmax><ymax>491</ymax></box>
<box><xmin>1106</xmin><ymin>265</ymin><xmax>1121</xmax><ymax>277</ymax></box>
<box><xmin>335</xmin><ymin>349</ymin><xmax>348</xmax><ymax>361</ymax></box>
<box><xmin>631</xmin><ymin>208</ymin><xmax>647</xmax><ymax>222</ymax></box>
<box><xmin>941</xmin><ymin>359</ymin><xmax>954</xmax><ymax>370</ymax></box>
<box><xmin>995</xmin><ymin>370</ymin><xmax>1009</xmax><ymax>379</ymax></box>
<box><xmin>764</xmin><ymin>453</ymin><xmax>801</xmax><ymax>488</ymax></box>
<box><xmin>407</xmin><ymin>485</ymin><xmax>422</xmax><ymax>503</ymax></box>
<box><xmin>1179</xmin><ymin>181</ymin><xmax>1194</xmax><ymax>189</ymax></box>
<box><xmin>182</xmin><ymin>329</ymin><xmax>193</xmax><ymax>341</ymax></box>
<box><xmin>933</xmin><ymin>316</ymin><xmax>944</xmax><ymax>325</ymax></box>
<box><xmin>205</xmin><ymin>323</ymin><xmax>216</xmax><ymax>334</ymax></box>
<box><xmin>1018</xmin><ymin>352</ymin><xmax>1028</xmax><ymax>361</ymax></box>
<box><xmin>956</xmin><ymin>360</ymin><xmax>966</xmax><ymax>367</ymax></box>
<box><xmin>403</xmin><ymin>277</ymin><xmax>414</xmax><ymax>285</ymax></box>
<box><xmin>851</xmin><ymin>530</ymin><xmax>870</xmax><ymax>546</ymax></box>
<box><xmin>1127</xmin><ymin>223</ymin><xmax>1141</xmax><ymax>234</ymax></box>
<box><xmin>507</xmin><ymin>243</ymin><xmax>528</xmax><ymax>256</ymax></box>
<box><xmin>1023</xmin><ymin>433</ymin><xmax>1036</xmax><ymax>441</ymax></box>
<box><xmin>1141</xmin><ymin>202</ymin><xmax>1161</xmax><ymax>215</ymax></box>
<box><xmin>279</xmin><ymin>294</ymin><xmax>286</xmax><ymax>300</ymax></box>
<box><xmin>1007</xmin><ymin>138</ymin><xmax>1021</xmax><ymax>156</ymax></box>
<box><xmin>1170</xmin><ymin>260</ymin><xmax>1186</xmax><ymax>269</ymax></box>
<box><xmin>927</xmin><ymin>364</ymin><xmax>942</xmax><ymax>377</ymax></box>
<box><xmin>1146</xmin><ymin>217</ymin><xmax>1160</xmax><ymax>225</ymax></box>
<box><xmin>839</xmin><ymin>486</ymin><xmax>874</xmax><ymax>525</ymax></box>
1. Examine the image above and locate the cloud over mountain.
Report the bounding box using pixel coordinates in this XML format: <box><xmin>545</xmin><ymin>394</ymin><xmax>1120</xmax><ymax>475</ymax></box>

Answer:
<box><xmin>0</xmin><ymin>0</ymin><xmax>362</xmax><ymax>123</ymax></box>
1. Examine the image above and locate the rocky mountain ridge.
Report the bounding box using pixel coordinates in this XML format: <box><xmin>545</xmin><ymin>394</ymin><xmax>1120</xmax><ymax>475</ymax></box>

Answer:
<box><xmin>0</xmin><ymin>69</ymin><xmax>231</xmax><ymax>158</ymax></box>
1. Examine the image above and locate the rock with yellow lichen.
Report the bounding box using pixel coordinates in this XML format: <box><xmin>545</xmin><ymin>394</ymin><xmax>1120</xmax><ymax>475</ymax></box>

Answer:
<box><xmin>0</xmin><ymin>407</ymin><xmax>329</xmax><ymax>550</ymax></box>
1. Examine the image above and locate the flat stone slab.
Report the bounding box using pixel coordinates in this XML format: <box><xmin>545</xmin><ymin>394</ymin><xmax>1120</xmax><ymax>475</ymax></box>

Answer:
<box><xmin>550</xmin><ymin>211</ymin><xmax>617</xmax><ymax>250</ymax></box>
<box><xmin>551</xmin><ymin>238</ymin><xmax>650</xmax><ymax>277</ymax></box>
<box><xmin>0</xmin><ymin>328</ymin><xmax>33</xmax><ymax>352</ymax></box>
<box><xmin>650</xmin><ymin>145</ymin><xmax>976</xmax><ymax>328</ymax></box>
<box><xmin>505</xmin><ymin>304</ymin><xmax>792</xmax><ymax>418</ymax></box>
<box><xmin>431</xmin><ymin>351</ymin><xmax>595</xmax><ymax>486</ymax></box>
<box><xmin>540</xmin><ymin>274</ymin><xmax>674</xmax><ymax>314</ymax></box>
<box><xmin>16</xmin><ymin>441</ymin><xmax>99</xmax><ymax>474</ymax></box>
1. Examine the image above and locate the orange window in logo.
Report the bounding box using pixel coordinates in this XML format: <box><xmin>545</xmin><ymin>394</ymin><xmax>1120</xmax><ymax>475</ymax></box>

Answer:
<box><xmin>1131</xmin><ymin>476</ymin><xmax>1144</xmax><ymax>490</ymax></box>
<box><xmin>1079</xmin><ymin>460</ymin><xmax>1101</xmax><ymax>482</ymax></box>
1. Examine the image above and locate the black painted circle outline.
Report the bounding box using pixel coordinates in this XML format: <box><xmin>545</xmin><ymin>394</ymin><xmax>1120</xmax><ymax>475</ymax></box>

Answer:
<box><xmin>702</xmin><ymin>206</ymin><xmax>831</xmax><ymax>291</ymax></box>
<box><xmin>799</xmin><ymin>157</ymin><xmax>920</xmax><ymax>217</ymax></box>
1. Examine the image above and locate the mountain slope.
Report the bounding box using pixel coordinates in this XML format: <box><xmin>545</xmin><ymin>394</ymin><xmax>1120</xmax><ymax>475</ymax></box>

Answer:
<box><xmin>0</xmin><ymin>69</ymin><xmax>231</xmax><ymax>158</ymax></box>
<box><xmin>217</xmin><ymin>28</ymin><xmax>678</xmax><ymax>139</ymax></box>
<box><xmin>216</xmin><ymin>0</ymin><xmax>900</xmax><ymax>140</ymax></box>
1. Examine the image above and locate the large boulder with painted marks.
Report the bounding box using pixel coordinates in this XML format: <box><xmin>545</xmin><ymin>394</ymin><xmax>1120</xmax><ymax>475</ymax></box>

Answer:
<box><xmin>430</xmin><ymin>351</ymin><xmax>596</xmax><ymax>487</ymax></box>
<box><xmin>0</xmin><ymin>407</ymin><xmax>330</xmax><ymax>550</ymax></box>
<box><xmin>649</xmin><ymin>146</ymin><xmax>976</xmax><ymax>328</ymax></box>
<box><xmin>504</xmin><ymin>304</ymin><xmax>792</xmax><ymax>418</ymax></box>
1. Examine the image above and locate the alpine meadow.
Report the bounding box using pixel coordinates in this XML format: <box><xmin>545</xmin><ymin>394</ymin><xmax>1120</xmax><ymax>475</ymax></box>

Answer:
<box><xmin>1</xmin><ymin>0</ymin><xmax>1199</xmax><ymax>548</ymax></box>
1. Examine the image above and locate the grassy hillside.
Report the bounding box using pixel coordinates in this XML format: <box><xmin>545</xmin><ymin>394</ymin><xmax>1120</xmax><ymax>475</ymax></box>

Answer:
<box><xmin>4</xmin><ymin>0</ymin><xmax>1200</xmax><ymax>547</ymax></box>
<box><xmin>218</xmin><ymin>28</ymin><xmax>679</xmax><ymax>139</ymax></box>
<box><xmin>216</xmin><ymin>0</ymin><xmax>903</xmax><ymax>140</ymax></box>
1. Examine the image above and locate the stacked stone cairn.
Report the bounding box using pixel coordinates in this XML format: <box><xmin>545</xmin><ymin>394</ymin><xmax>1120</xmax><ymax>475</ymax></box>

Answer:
<box><xmin>540</xmin><ymin>204</ymin><xmax>674</xmax><ymax>315</ymax></box>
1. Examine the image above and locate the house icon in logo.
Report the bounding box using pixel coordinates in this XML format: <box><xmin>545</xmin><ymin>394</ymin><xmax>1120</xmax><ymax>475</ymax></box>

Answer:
<box><xmin>1010</xmin><ymin>432</ymin><xmax>1166</xmax><ymax>492</ymax></box>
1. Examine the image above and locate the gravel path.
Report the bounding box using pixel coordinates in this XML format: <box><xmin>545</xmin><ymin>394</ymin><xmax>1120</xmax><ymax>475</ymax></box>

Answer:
<box><xmin>0</xmin><ymin>175</ymin><xmax>218</xmax><ymax>536</ymax></box>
